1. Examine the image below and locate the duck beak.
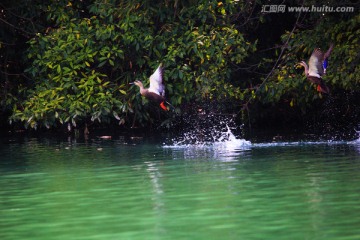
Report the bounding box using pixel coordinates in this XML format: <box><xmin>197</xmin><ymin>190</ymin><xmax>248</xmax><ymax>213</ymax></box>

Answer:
<box><xmin>130</xmin><ymin>80</ymin><xmax>140</xmax><ymax>85</ymax></box>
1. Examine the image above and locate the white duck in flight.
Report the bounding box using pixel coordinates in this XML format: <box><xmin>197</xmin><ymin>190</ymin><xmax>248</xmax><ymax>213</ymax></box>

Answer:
<box><xmin>298</xmin><ymin>44</ymin><xmax>334</xmax><ymax>94</ymax></box>
<box><xmin>131</xmin><ymin>63</ymin><xmax>171</xmax><ymax>111</ymax></box>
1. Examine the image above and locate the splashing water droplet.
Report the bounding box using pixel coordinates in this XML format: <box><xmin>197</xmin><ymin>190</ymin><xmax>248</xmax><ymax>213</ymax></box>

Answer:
<box><xmin>213</xmin><ymin>125</ymin><xmax>251</xmax><ymax>151</ymax></box>
<box><xmin>166</xmin><ymin>119</ymin><xmax>250</xmax><ymax>150</ymax></box>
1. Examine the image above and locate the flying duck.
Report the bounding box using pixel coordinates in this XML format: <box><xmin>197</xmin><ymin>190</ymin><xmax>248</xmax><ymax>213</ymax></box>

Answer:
<box><xmin>298</xmin><ymin>44</ymin><xmax>334</xmax><ymax>94</ymax></box>
<box><xmin>131</xmin><ymin>63</ymin><xmax>170</xmax><ymax>111</ymax></box>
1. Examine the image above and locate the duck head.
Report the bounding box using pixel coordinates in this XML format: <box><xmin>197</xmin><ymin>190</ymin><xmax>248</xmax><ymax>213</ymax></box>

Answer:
<box><xmin>296</xmin><ymin>61</ymin><xmax>309</xmax><ymax>76</ymax></box>
<box><xmin>130</xmin><ymin>80</ymin><xmax>144</xmax><ymax>88</ymax></box>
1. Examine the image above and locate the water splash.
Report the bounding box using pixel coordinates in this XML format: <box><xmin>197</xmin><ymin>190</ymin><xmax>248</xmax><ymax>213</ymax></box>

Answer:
<box><xmin>165</xmin><ymin>121</ymin><xmax>251</xmax><ymax>153</ymax></box>
<box><xmin>163</xmin><ymin>124</ymin><xmax>250</xmax><ymax>162</ymax></box>
<box><xmin>212</xmin><ymin>125</ymin><xmax>251</xmax><ymax>150</ymax></box>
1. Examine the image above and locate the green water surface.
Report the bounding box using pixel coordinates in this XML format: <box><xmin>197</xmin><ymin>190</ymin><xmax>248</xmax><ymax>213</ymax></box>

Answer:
<box><xmin>1</xmin><ymin>138</ymin><xmax>360</xmax><ymax>240</ymax></box>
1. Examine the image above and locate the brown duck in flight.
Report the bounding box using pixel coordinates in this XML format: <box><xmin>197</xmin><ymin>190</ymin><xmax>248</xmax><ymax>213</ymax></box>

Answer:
<box><xmin>131</xmin><ymin>64</ymin><xmax>171</xmax><ymax>111</ymax></box>
<box><xmin>298</xmin><ymin>44</ymin><xmax>334</xmax><ymax>94</ymax></box>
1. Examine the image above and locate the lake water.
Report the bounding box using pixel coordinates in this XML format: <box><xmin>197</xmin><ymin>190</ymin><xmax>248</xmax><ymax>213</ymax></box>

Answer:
<box><xmin>1</xmin><ymin>135</ymin><xmax>360</xmax><ymax>240</ymax></box>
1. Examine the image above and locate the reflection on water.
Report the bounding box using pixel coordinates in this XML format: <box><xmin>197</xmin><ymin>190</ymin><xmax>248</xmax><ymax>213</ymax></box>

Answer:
<box><xmin>1</xmin><ymin>137</ymin><xmax>360</xmax><ymax>240</ymax></box>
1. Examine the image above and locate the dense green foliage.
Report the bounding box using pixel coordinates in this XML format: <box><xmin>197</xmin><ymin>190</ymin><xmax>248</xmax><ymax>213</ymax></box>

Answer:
<box><xmin>1</xmin><ymin>0</ymin><xmax>359</xmax><ymax>132</ymax></box>
<box><xmin>0</xmin><ymin>0</ymin><xmax>45</xmax><ymax>126</ymax></box>
<box><xmin>6</xmin><ymin>0</ymin><xmax>254</xmax><ymax>129</ymax></box>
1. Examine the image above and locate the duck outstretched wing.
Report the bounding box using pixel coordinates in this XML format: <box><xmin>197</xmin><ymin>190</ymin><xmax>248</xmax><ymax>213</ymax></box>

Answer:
<box><xmin>308</xmin><ymin>44</ymin><xmax>333</xmax><ymax>78</ymax></box>
<box><xmin>148</xmin><ymin>64</ymin><xmax>165</xmax><ymax>96</ymax></box>
<box><xmin>308</xmin><ymin>48</ymin><xmax>324</xmax><ymax>77</ymax></box>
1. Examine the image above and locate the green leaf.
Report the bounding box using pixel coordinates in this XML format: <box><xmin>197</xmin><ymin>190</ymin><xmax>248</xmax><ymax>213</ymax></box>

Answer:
<box><xmin>98</xmin><ymin>61</ymin><xmax>106</xmax><ymax>67</ymax></box>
